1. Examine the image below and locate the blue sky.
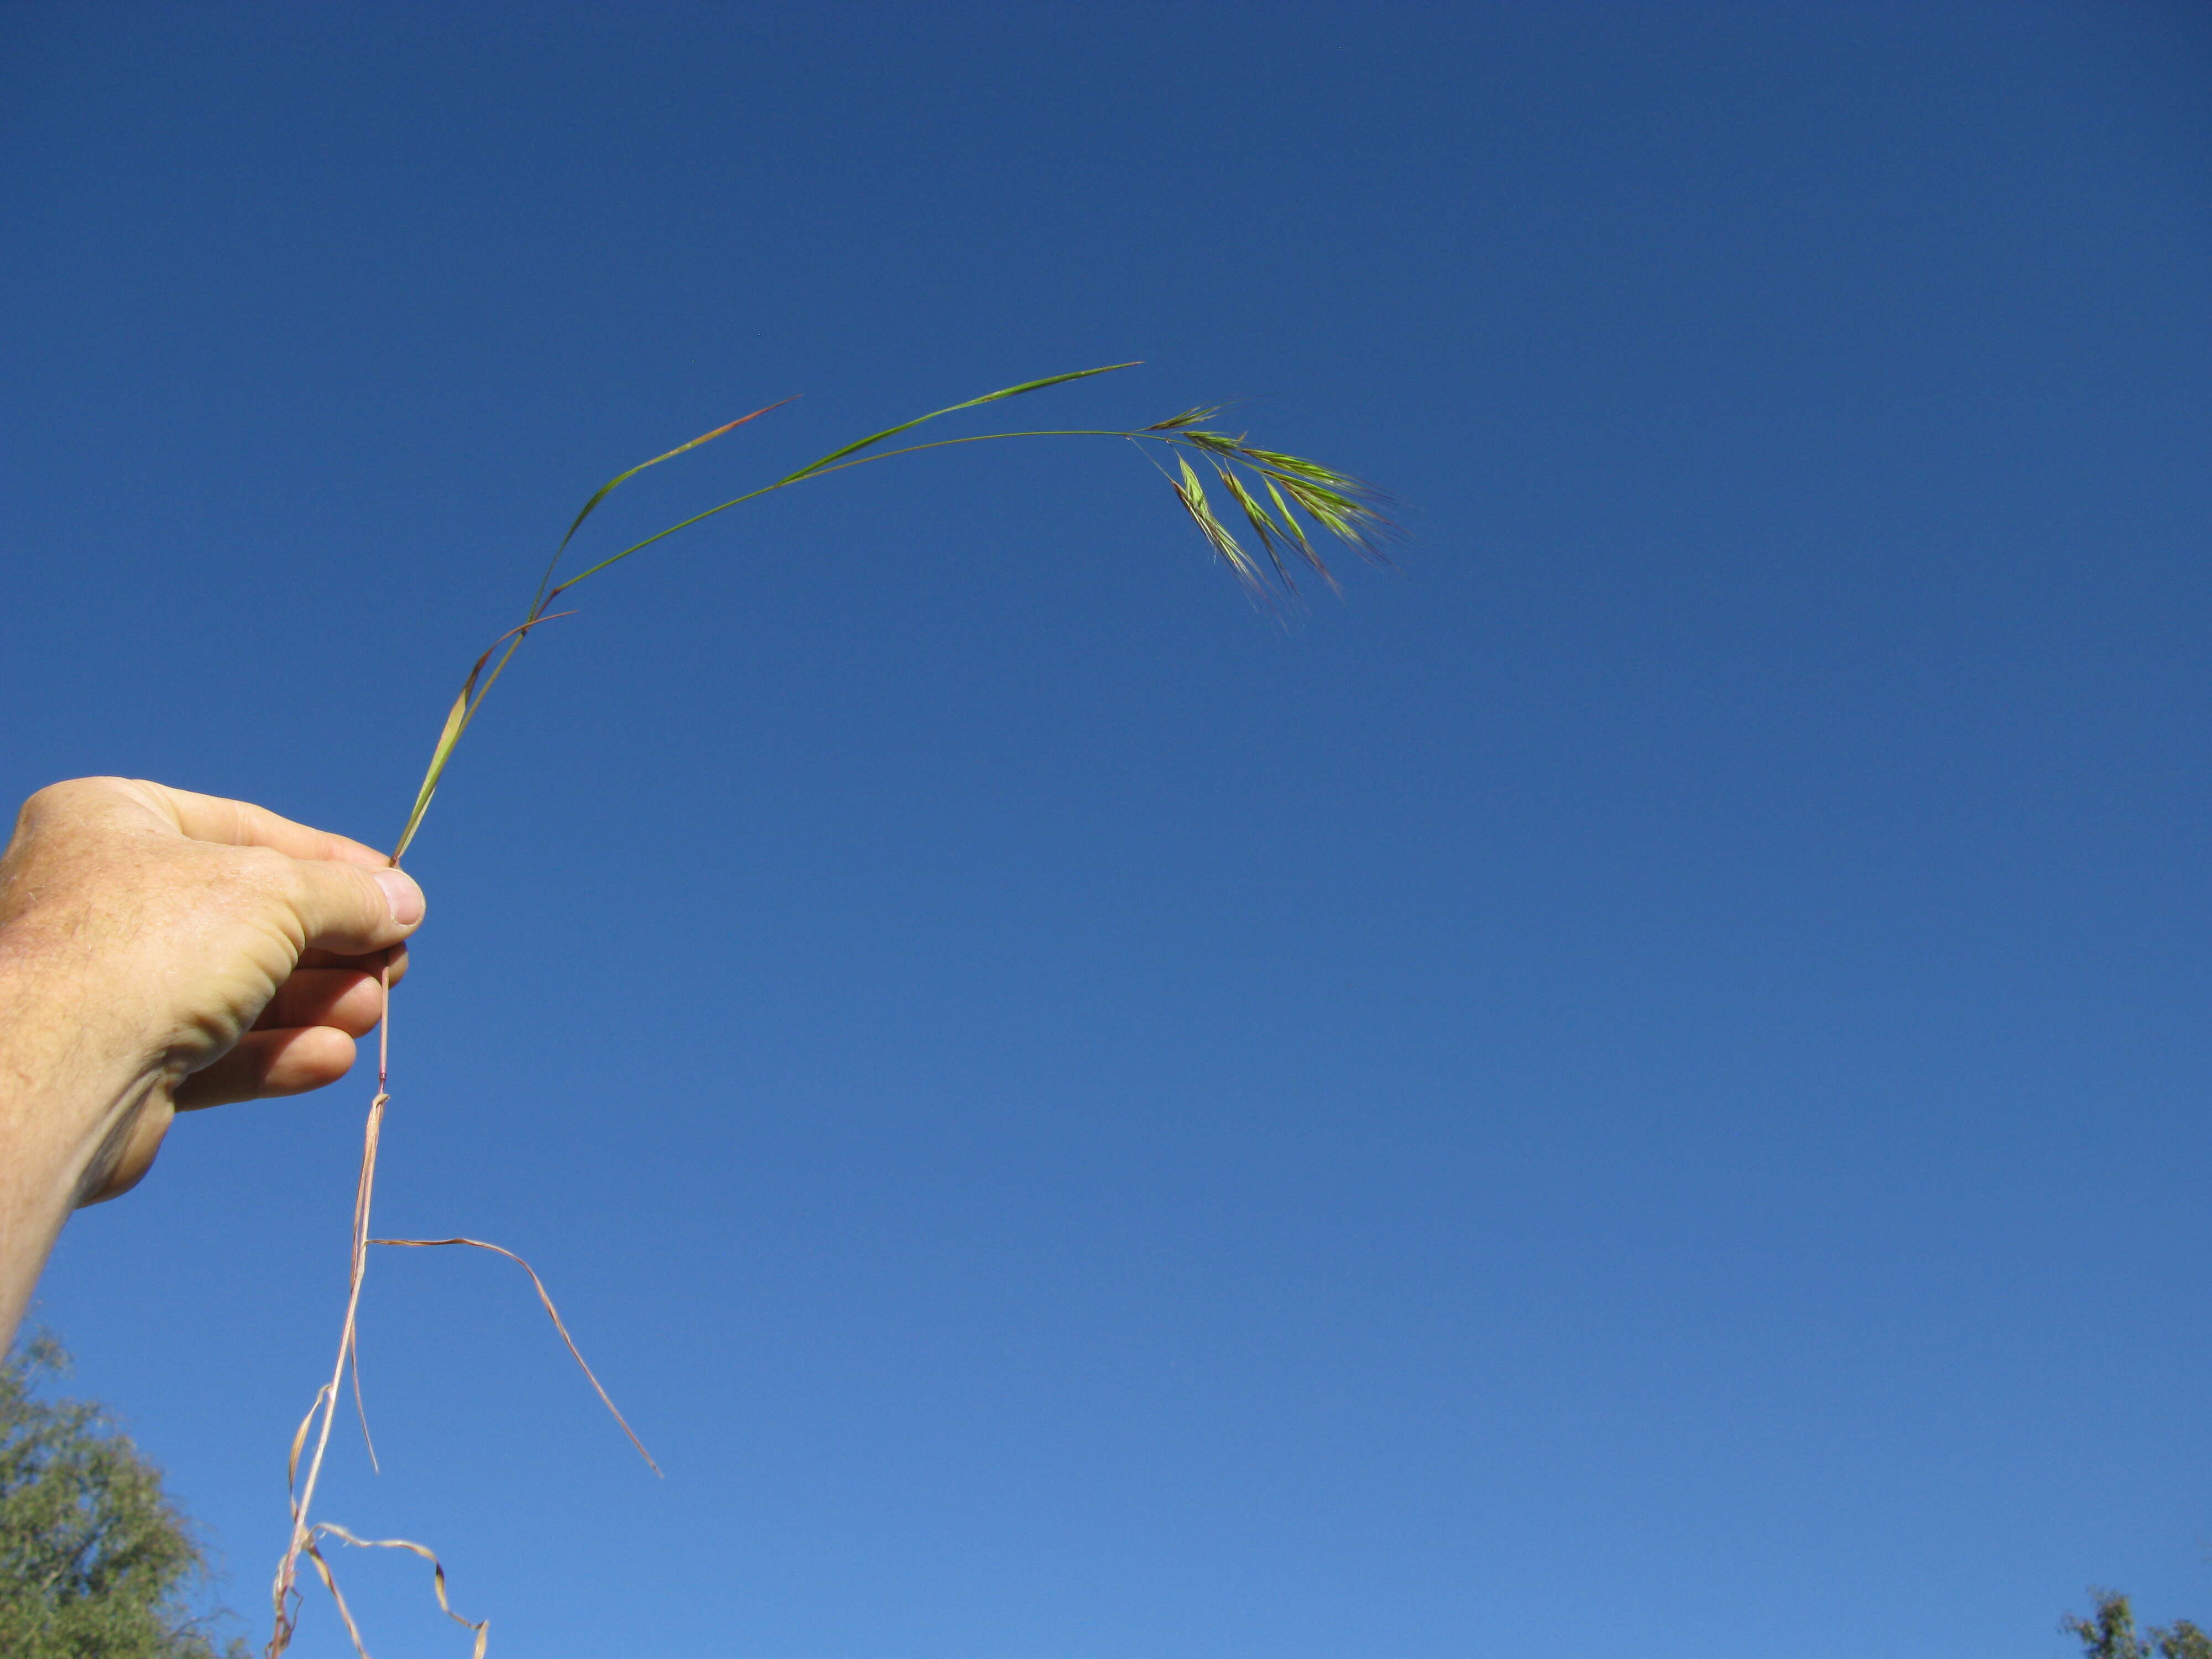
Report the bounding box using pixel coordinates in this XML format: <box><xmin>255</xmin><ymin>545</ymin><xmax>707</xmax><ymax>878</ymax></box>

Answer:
<box><xmin>6</xmin><ymin>3</ymin><xmax>2211</xmax><ymax>1655</ymax></box>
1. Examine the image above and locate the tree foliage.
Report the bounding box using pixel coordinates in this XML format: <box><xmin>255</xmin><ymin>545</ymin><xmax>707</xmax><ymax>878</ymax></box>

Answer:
<box><xmin>2067</xmin><ymin>1590</ymin><xmax>2212</xmax><ymax>1659</ymax></box>
<box><xmin>0</xmin><ymin>1335</ymin><xmax>244</xmax><ymax>1659</ymax></box>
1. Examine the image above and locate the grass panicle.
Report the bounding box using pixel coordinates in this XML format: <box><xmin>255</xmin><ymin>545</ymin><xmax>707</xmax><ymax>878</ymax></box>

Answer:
<box><xmin>274</xmin><ymin>363</ymin><xmax>1395</xmax><ymax>1658</ymax></box>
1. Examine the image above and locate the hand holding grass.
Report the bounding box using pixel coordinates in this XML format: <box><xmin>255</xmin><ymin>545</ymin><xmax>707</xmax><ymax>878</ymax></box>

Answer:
<box><xmin>0</xmin><ymin>777</ymin><xmax>425</xmax><ymax>1345</ymax></box>
<box><xmin>0</xmin><ymin>365</ymin><xmax>1387</xmax><ymax>1658</ymax></box>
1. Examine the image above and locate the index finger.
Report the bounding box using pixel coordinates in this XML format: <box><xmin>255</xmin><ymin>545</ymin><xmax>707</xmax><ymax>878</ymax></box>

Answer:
<box><xmin>130</xmin><ymin>781</ymin><xmax>393</xmax><ymax>871</ymax></box>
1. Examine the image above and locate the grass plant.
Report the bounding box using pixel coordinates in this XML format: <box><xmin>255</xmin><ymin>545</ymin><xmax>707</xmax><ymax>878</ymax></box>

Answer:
<box><xmin>266</xmin><ymin>362</ymin><xmax>1392</xmax><ymax>1657</ymax></box>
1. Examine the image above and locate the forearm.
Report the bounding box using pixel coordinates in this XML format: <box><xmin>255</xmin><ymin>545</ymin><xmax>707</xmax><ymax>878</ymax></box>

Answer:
<box><xmin>0</xmin><ymin>933</ymin><xmax>166</xmax><ymax>1349</ymax></box>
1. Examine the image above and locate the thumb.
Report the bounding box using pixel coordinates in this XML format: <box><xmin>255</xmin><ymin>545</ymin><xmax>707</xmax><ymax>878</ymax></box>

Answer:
<box><xmin>282</xmin><ymin>857</ymin><xmax>426</xmax><ymax>956</ymax></box>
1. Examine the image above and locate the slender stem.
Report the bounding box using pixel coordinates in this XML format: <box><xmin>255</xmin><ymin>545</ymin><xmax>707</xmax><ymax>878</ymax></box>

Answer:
<box><xmin>278</xmin><ymin>389</ymin><xmax>1265</xmax><ymax>1653</ymax></box>
<box><xmin>546</xmin><ymin>429</ymin><xmax>1178</xmax><ymax>596</ymax></box>
<box><xmin>268</xmin><ymin>959</ymin><xmax>394</xmax><ymax>1657</ymax></box>
<box><xmin>395</xmin><ymin>426</ymin><xmax>1206</xmax><ymax>868</ymax></box>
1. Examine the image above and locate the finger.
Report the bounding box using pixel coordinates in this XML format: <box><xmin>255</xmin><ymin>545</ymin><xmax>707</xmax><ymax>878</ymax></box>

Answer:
<box><xmin>299</xmin><ymin>942</ymin><xmax>410</xmax><ymax>985</ymax></box>
<box><xmin>283</xmin><ymin>857</ymin><xmax>426</xmax><ymax>956</ymax></box>
<box><xmin>175</xmin><ymin>1026</ymin><xmax>358</xmax><ymax>1110</ymax></box>
<box><xmin>253</xmin><ymin>968</ymin><xmax>386</xmax><ymax>1037</ymax></box>
<box><xmin>132</xmin><ymin>780</ymin><xmax>393</xmax><ymax>870</ymax></box>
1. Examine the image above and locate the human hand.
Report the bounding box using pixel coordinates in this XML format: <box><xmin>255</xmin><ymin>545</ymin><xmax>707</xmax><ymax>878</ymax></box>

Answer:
<box><xmin>0</xmin><ymin>778</ymin><xmax>425</xmax><ymax>1208</ymax></box>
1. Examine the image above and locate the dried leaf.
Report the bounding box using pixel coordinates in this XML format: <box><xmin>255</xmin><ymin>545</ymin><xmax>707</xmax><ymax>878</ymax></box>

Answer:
<box><xmin>370</xmin><ymin>1237</ymin><xmax>659</xmax><ymax>1475</ymax></box>
<box><xmin>317</xmin><ymin>1524</ymin><xmax>488</xmax><ymax>1659</ymax></box>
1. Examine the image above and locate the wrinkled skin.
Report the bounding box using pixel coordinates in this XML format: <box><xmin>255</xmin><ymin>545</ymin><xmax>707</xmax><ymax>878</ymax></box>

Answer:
<box><xmin>0</xmin><ymin>779</ymin><xmax>425</xmax><ymax>1345</ymax></box>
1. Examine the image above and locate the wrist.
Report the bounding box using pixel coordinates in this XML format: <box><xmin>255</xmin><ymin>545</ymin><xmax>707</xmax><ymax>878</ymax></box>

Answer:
<box><xmin>0</xmin><ymin>928</ymin><xmax>171</xmax><ymax>1345</ymax></box>
<box><xmin>0</xmin><ymin>914</ymin><xmax>170</xmax><ymax>1205</ymax></box>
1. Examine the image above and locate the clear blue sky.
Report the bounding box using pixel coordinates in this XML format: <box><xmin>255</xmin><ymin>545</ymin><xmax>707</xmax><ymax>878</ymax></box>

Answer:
<box><xmin>6</xmin><ymin>4</ymin><xmax>2211</xmax><ymax>1655</ymax></box>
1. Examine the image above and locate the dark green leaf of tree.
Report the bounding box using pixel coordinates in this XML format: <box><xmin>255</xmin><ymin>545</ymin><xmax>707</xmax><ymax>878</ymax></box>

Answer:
<box><xmin>0</xmin><ymin>1336</ymin><xmax>246</xmax><ymax>1659</ymax></box>
<box><xmin>2067</xmin><ymin>1590</ymin><xmax>2212</xmax><ymax>1659</ymax></box>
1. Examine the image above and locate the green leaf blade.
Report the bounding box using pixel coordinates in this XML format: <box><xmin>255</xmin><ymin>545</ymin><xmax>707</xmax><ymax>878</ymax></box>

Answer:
<box><xmin>776</xmin><ymin>362</ymin><xmax>1141</xmax><ymax>487</ymax></box>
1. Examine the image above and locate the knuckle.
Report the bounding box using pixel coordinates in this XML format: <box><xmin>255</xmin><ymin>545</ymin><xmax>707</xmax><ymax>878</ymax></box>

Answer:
<box><xmin>22</xmin><ymin>776</ymin><xmax>118</xmax><ymax>821</ymax></box>
<box><xmin>6</xmin><ymin>781</ymin><xmax>141</xmax><ymax>910</ymax></box>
